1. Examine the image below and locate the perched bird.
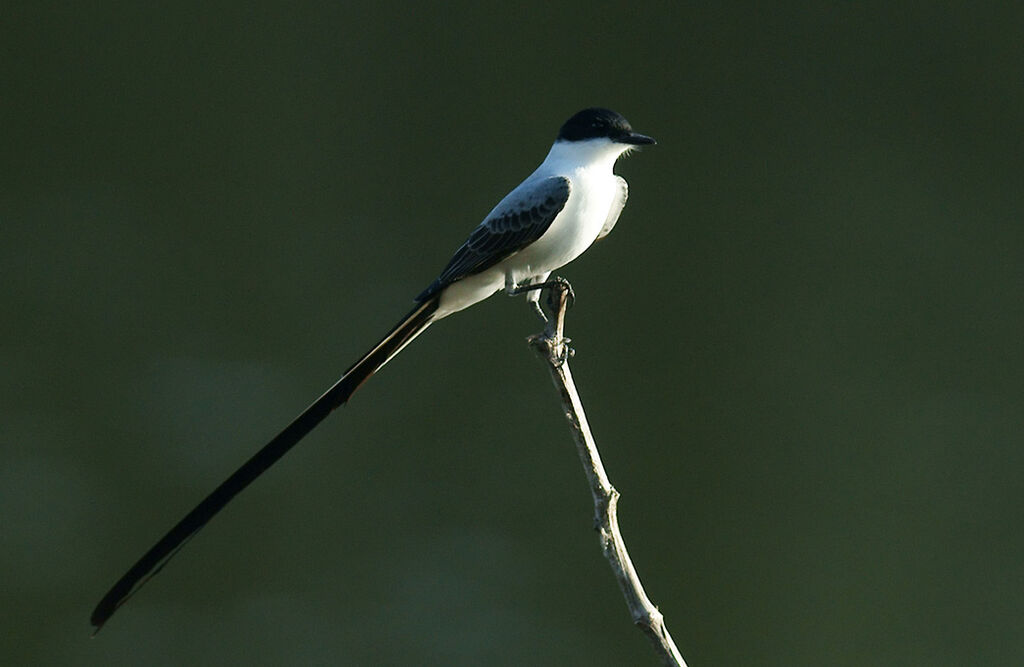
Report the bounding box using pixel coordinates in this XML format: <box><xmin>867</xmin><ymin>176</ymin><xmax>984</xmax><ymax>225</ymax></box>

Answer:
<box><xmin>92</xmin><ymin>107</ymin><xmax>655</xmax><ymax>631</ymax></box>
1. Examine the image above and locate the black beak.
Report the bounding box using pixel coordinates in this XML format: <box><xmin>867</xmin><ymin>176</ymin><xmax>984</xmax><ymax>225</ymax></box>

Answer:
<box><xmin>621</xmin><ymin>132</ymin><xmax>656</xmax><ymax>146</ymax></box>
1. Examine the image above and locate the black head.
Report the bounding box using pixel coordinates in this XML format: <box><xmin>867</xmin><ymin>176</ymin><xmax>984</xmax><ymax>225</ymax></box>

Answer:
<box><xmin>557</xmin><ymin>108</ymin><xmax>656</xmax><ymax>145</ymax></box>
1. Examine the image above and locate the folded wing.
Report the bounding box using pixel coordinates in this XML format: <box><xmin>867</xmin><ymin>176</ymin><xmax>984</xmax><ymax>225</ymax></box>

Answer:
<box><xmin>417</xmin><ymin>176</ymin><xmax>571</xmax><ymax>301</ymax></box>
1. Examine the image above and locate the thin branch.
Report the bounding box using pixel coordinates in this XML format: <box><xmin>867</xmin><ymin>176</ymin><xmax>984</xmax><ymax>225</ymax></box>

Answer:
<box><xmin>528</xmin><ymin>286</ymin><xmax>688</xmax><ymax>667</ymax></box>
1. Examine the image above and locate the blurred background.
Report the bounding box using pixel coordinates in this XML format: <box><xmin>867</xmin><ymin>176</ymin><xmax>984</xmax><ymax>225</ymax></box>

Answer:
<box><xmin>4</xmin><ymin>3</ymin><xmax>1022</xmax><ymax>665</ymax></box>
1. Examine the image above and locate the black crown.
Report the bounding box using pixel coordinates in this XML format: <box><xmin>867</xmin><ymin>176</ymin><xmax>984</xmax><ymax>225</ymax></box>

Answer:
<box><xmin>557</xmin><ymin>108</ymin><xmax>635</xmax><ymax>142</ymax></box>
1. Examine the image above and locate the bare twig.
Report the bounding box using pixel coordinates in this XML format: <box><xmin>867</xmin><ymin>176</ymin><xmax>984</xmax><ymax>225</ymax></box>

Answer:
<box><xmin>528</xmin><ymin>285</ymin><xmax>688</xmax><ymax>667</ymax></box>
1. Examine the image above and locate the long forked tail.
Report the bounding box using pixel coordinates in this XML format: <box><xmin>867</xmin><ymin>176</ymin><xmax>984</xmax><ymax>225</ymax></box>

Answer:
<box><xmin>91</xmin><ymin>296</ymin><xmax>440</xmax><ymax>632</ymax></box>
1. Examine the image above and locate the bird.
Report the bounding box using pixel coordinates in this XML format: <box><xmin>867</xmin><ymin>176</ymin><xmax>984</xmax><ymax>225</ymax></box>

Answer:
<box><xmin>91</xmin><ymin>107</ymin><xmax>655</xmax><ymax>631</ymax></box>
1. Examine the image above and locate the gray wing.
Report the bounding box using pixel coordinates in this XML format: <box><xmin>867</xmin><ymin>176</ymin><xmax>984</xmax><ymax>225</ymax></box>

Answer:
<box><xmin>416</xmin><ymin>176</ymin><xmax>571</xmax><ymax>301</ymax></box>
<box><xmin>597</xmin><ymin>176</ymin><xmax>628</xmax><ymax>240</ymax></box>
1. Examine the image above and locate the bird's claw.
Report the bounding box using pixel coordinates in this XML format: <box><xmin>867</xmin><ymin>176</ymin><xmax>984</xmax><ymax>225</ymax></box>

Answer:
<box><xmin>511</xmin><ymin>276</ymin><xmax>574</xmax><ymax>320</ymax></box>
<box><xmin>545</xmin><ymin>276</ymin><xmax>575</xmax><ymax>311</ymax></box>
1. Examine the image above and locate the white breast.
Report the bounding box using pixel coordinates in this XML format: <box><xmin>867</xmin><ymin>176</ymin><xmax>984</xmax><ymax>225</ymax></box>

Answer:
<box><xmin>504</xmin><ymin>168</ymin><xmax>617</xmax><ymax>281</ymax></box>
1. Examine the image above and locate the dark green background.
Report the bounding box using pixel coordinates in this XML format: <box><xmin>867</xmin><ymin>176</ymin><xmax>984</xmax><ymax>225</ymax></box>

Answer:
<box><xmin>4</xmin><ymin>3</ymin><xmax>1022</xmax><ymax>665</ymax></box>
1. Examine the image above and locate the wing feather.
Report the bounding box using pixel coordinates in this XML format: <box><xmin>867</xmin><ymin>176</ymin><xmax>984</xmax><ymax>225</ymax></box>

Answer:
<box><xmin>597</xmin><ymin>176</ymin><xmax>628</xmax><ymax>241</ymax></box>
<box><xmin>417</xmin><ymin>177</ymin><xmax>571</xmax><ymax>301</ymax></box>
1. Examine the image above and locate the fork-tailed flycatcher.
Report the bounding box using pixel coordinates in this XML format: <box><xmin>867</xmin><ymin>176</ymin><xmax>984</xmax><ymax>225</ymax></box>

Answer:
<box><xmin>91</xmin><ymin>107</ymin><xmax>655</xmax><ymax>631</ymax></box>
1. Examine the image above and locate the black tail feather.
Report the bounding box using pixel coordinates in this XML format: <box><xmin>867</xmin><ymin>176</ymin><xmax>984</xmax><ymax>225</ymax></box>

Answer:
<box><xmin>91</xmin><ymin>297</ymin><xmax>439</xmax><ymax>631</ymax></box>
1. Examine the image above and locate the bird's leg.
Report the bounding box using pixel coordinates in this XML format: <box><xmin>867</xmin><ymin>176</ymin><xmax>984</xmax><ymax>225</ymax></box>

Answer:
<box><xmin>528</xmin><ymin>297</ymin><xmax>548</xmax><ymax>323</ymax></box>
<box><xmin>507</xmin><ymin>276</ymin><xmax>576</xmax><ymax>311</ymax></box>
<box><xmin>523</xmin><ymin>278</ymin><xmax>574</xmax><ymax>363</ymax></box>
<box><xmin>525</xmin><ymin>282</ymin><xmax>548</xmax><ymax>323</ymax></box>
<box><xmin>506</xmin><ymin>275</ymin><xmax>549</xmax><ymax>323</ymax></box>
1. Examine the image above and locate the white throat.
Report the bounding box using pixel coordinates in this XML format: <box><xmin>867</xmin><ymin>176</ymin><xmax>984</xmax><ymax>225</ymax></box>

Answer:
<box><xmin>538</xmin><ymin>137</ymin><xmax>629</xmax><ymax>175</ymax></box>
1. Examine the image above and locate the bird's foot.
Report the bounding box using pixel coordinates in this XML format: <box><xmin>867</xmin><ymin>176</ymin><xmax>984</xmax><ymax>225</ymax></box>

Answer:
<box><xmin>509</xmin><ymin>277</ymin><xmax>575</xmax><ymax>310</ymax></box>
